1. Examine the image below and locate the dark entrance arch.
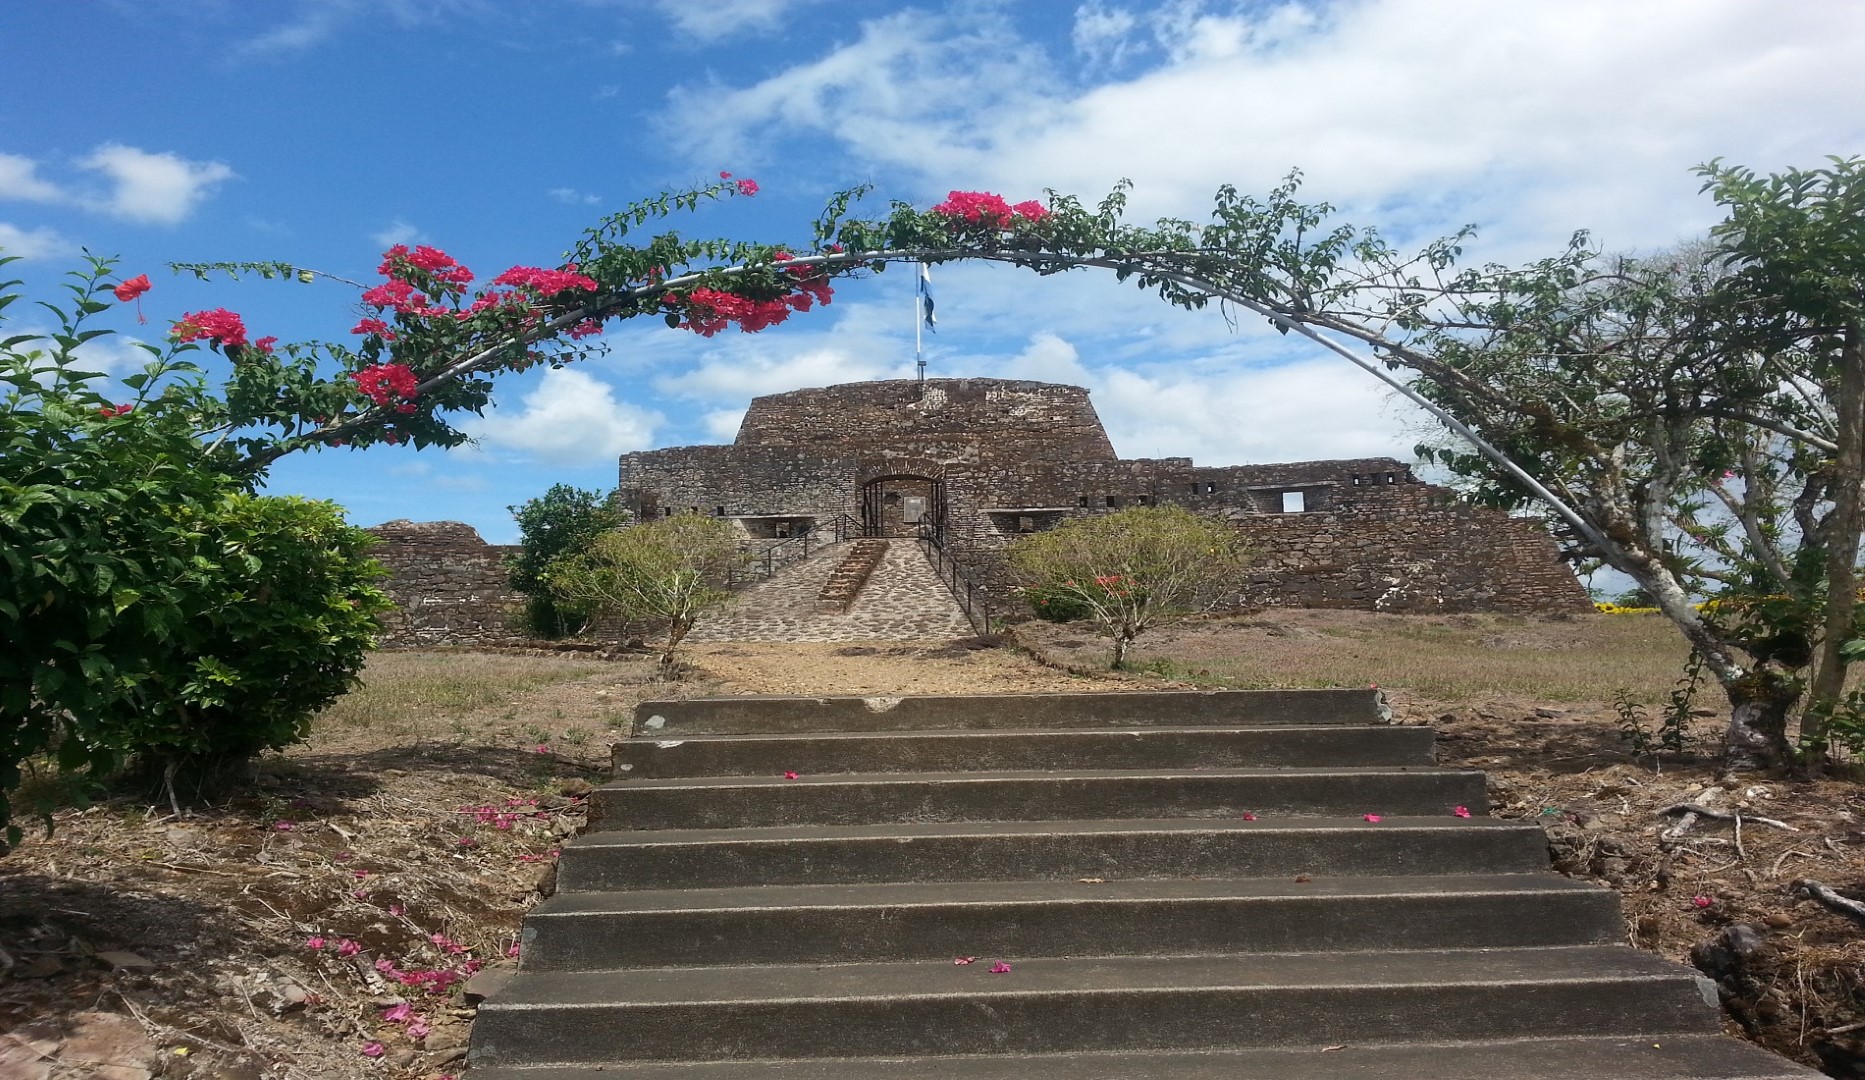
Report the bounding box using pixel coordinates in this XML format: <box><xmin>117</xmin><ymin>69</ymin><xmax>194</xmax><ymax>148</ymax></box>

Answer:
<box><xmin>861</xmin><ymin>474</ymin><xmax>946</xmax><ymax>538</ymax></box>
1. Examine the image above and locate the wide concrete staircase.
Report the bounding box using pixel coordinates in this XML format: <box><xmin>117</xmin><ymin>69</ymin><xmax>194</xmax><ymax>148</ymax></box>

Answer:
<box><xmin>467</xmin><ymin>690</ymin><xmax>1817</xmax><ymax>1078</ymax></box>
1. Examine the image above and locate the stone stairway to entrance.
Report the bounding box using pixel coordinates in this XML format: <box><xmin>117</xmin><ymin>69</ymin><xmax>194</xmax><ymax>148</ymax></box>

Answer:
<box><xmin>688</xmin><ymin>539</ymin><xmax>972</xmax><ymax>642</ymax></box>
<box><xmin>466</xmin><ymin>690</ymin><xmax>1818</xmax><ymax>1079</ymax></box>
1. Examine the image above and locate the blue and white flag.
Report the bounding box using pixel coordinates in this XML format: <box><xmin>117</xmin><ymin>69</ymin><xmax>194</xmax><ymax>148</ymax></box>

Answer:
<box><xmin>918</xmin><ymin>263</ymin><xmax>937</xmax><ymax>333</ymax></box>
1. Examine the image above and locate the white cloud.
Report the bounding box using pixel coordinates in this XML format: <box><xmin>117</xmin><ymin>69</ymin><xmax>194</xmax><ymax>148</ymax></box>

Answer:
<box><xmin>77</xmin><ymin>144</ymin><xmax>235</xmax><ymax>226</ymax></box>
<box><xmin>1073</xmin><ymin>3</ymin><xmax>1143</xmax><ymax>70</ymax></box>
<box><xmin>666</xmin><ymin>0</ymin><xmax>1865</xmax><ymax>261</ymax></box>
<box><xmin>549</xmin><ymin>187</ymin><xmax>603</xmax><ymax>206</ymax></box>
<box><xmin>0</xmin><ymin>153</ymin><xmax>62</xmax><ymax>203</ymax></box>
<box><xmin>655</xmin><ymin>0</ymin><xmax>819</xmax><ymax>42</ymax></box>
<box><xmin>0</xmin><ymin>222</ymin><xmax>71</xmax><ymax>260</ymax></box>
<box><xmin>371</xmin><ymin>220</ymin><xmax>422</xmax><ymax>249</ymax></box>
<box><xmin>655</xmin><ymin>344</ymin><xmax>909</xmax><ymax>403</ymax></box>
<box><xmin>463</xmin><ymin>368</ymin><xmax>661</xmax><ymax>464</ymax></box>
<box><xmin>703</xmin><ymin>408</ymin><xmax>747</xmax><ymax>441</ymax></box>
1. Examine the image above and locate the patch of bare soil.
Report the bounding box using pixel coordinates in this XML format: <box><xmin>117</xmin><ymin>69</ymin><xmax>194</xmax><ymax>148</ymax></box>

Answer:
<box><xmin>5</xmin><ymin>623</ymin><xmax>1863</xmax><ymax>1078</ymax></box>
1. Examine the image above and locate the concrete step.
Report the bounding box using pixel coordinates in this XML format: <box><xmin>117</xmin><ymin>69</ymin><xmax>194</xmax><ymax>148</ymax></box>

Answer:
<box><xmin>463</xmin><ymin>1033</ymin><xmax>1821</xmax><ymax>1079</ymax></box>
<box><xmin>614</xmin><ymin>725</ymin><xmax>1435</xmax><ymax>778</ymax></box>
<box><xmin>558</xmin><ymin>815</ymin><xmax>1550</xmax><ymax>891</ymax></box>
<box><xmin>467</xmin><ymin>946</ymin><xmax>1721</xmax><ymax>1066</ymax></box>
<box><xmin>588</xmin><ymin>767</ymin><xmax>1486</xmax><ymax>831</ymax></box>
<box><xmin>520</xmin><ymin>873</ymin><xmax>1621</xmax><ymax>970</ymax></box>
<box><xmin>632</xmin><ymin>688</ymin><xmax>1383</xmax><ymax>736</ymax></box>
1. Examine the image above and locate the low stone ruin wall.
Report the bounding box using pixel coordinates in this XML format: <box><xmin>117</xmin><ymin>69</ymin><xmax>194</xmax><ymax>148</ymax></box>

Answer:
<box><xmin>365</xmin><ymin>520</ymin><xmax>527</xmax><ymax>647</ymax></box>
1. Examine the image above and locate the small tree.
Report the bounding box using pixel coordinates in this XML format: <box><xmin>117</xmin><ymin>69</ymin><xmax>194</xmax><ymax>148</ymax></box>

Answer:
<box><xmin>507</xmin><ymin>484</ymin><xmax>626</xmax><ymax>637</ymax></box>
<box><xmin>547</xmin><ymin>516</ymin><xmax>747</xmax><ymax>668</ymax></box>
<box><xmin>1009</xmin><ymin>505</ymin><xmax>1251</xmax><ymax>669</ymax></box>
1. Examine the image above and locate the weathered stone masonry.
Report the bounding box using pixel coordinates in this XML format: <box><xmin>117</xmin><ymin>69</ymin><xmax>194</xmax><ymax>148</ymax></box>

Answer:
<box><xmin>364</xmin><ymin>520</ymin><xmax>525</xmax><ymax>646</ymax></box>
<box><xmin>616</xmin><ymin>378</ymin><xmax>1592</xmax><ymax>615</ymax></box>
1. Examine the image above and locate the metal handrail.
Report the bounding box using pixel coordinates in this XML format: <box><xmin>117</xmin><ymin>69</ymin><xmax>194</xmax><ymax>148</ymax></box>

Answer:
<box><xmin>916</xmin><ymin>526</ymin><xmax>993</xmax><ymax>636</ymax></box>
<box><xmin>724</xmin><ymin>512</ymin><xmax>861</xmax><ymax>588</ymax></box>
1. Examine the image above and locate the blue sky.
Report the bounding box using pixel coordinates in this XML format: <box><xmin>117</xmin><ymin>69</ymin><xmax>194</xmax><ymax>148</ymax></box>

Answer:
<box><xmin>4</xmin><ymin>0</ymin><xmax>1863</xmax><ymax>542</ymax></box>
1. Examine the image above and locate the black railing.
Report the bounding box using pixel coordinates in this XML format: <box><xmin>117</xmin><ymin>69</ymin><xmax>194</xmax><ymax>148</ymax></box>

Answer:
<box><xmin>917</xmin><ymin>527</ymin><xmax>993</xmax><ymax>636</ymax></box>
<box><xmin>724</xmin><ymin>512</ymin><xmax>860</xmax><ymax>588</ymax></box>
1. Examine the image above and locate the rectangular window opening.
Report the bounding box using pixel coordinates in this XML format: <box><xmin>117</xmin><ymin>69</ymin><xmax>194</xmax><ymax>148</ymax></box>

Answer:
<box><xmin>1281</xmin><ymin>490</ymin><xmax>1306</xmax><ymax>513</ymax></box>
<box><xmin>1205</xmin><ymin>482</ymin><xmax>1217</xmax><ymax>494</ymax></box>
<box><xmin>1105</xmin><ymin>495</ymin><xmax>1119</xmax><ymax>508</ymax></box>
<box><xmin>1078</xmin><ymin>494</ymin><xmax>1090</xmax><ymax>507</ymax></box>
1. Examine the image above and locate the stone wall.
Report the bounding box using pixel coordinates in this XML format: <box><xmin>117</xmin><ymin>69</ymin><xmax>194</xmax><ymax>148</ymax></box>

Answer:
<box><xmin>365</xmin><ymin>520</ymin><xmax>527</xmax><ymax>646</ymax></box>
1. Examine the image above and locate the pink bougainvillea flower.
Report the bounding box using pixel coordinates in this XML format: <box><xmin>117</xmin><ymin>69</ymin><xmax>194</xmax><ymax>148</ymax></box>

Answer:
<box><xmin>352</xmin><ymin>889</ymin><xmax>369</xmax><ymax>899</ymax></box>
<box><xmin>305</xmin><ymin>936</ymin><xmax>326</xmax><ymax>950</ymax></box>
<box><xmin>1010</xmin><ymin>200</ymin><xmax>1048</xmax><ymax>222</ymax></box>
<box><xmin>506</xmin><ymin>943</ymin><xmax>521</xmax><ymax>958</ymax></box>
<box><xmin>719</xmin><ymin>171</ymin><xmax>732</xmax><ymax>179</ymax></box>
<box><xmin>1453</xmin><ymin>806</ymin><xmax>1472</xmax><ymax>818</ymax></box>
<box><xmin>351</xmin><ymin>362</ymin><xmax>418</xmax><ymax>408</ymax></box>
<box><xmin>1240</xmin><ymin>812</ymin><xmax>1258</xmax><ymax>821</ymax></box>
<box><xmin>406</xmin><ymin>1019</ymin><xmax>431</xmax><ymax>1039</ymax></box>
<box><xmin>336</xmin><ymin>939</ymin><xmax>361</xmax><ymax>957</ymax></box>
<box><xmin>953</xmin><ymin>956</ymin><xmax>978</xmax><ymax>965</ymax></box>
<box><xmin>457</xmin><ymin>836</ymin><xmax>478</xmax><ymax>848</ymax></box>
<box><xmin>350</xmin><ymin>317</ymin><xmax>390</xmax><ymax>336</ymax></box>
<box><xmin>931</xmin><ymin>191</ymin><xmax>1015</xmax><ymax>228</ymax></box>
<box><xmin>490</xmin><ymin>265</ymin><xmax>597</xmax><ymax>296</ymax></box>
<box><xmin>567</xmin><ymin>318</ymin><xmax>603</xmax><ymax>339</ymax></box>
<box><xmin>253</xmin><ymin>335</ymin><xmax>278</xmax><ymax>354</ymax></box>
<box><xmin>273</xmin><ymin>820</ymin><xmax>295</xmax><ymax>831</ymax></box>
<box><xmin>1692</xmin><ymin>895</ymin><xmax>1713</xmax><ymax>909</ymax></box>
<box><xmin>173</xmin><ymin>308</ymin><xmax>250</xmax><ymax>349</ymax></box>
<box><xmin>533</xmin><ymin>744</ymin><xmax>550</xmax><ymax>754</ymax></box>
<box><xmin>388</xmin><ymin>904</ymin><xmax>405</xmax><ymax>916</ymax></box>
<box><xmin>360</xmin><ymin>1041</ymin><xmax>384</xmax><ymax>1058</ymax></box>
<box><xmin>988</xmin><ymin>961</ymin><xmax>1012</xmax><ymax>974</ymax></box>
<box><xmin>783</xmin><ymin>771</ymin><xmax>800</xmax><ymax>780</ymax></box>
<box><xmin>735</xmin><ymin>178</ymin><xmax>760</xmax><ymax>196</ymax></box>
<box><xmin>113</xmin><ymin>274</ymin><xmax>151</xmax><ymax>302</ymax></box>
<box><xmin>382</xmin><ymin>1002</ymin><xmax>412</xmax><ymax>1023</ymax></box>
<box><xmin>1363</xmin><ymin>814</ymin><xmax>1383</xmax><ymax>823</ymax></box>
<box><xmin>353</xmin><ymin>870</ymin><xmax>371</xmax><ymax>879</ymax></box>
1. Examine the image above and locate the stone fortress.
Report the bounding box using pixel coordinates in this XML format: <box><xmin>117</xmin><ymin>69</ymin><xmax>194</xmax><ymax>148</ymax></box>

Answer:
<box><xmin>616</xmin><ymin>377</ymin><xmax>1588</xmax><ymax>609</ymax></box>
<box><xmin>365</xmin><ymin>377</ymin><xmax>1588</xmax><ymax>645</ymax></box>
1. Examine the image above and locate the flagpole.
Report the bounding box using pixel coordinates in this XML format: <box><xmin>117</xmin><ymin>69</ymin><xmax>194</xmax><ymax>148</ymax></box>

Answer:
<box><xmin>915</xmin><ymin>261</ymin><xmax>925</xmax><ymax>385</ymax></box>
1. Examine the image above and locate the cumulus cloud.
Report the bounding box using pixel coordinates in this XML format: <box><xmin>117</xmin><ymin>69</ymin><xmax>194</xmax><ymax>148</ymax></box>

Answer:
<box><xmin>371</xmin><ymin>220</ymin><xmax>422</xmax><ymax>249</ymax></box>
<box><xmin>703</xmin><ymin>408</ymin><xmax>747</xmax><ymax>441</ymax></box>
<box><xmin>0</xmin><ymin>222</ymin><xmax>71</xmax><ymax>260</ymax></box>
<box><xmin>655</xmin><ymin>343</ymin><xmax>911</xmax><ymax>403</ymax></box>
<box><xmin>0</xmin><ymin>153</ymin><xmax>62</xmax><ymax>203</ymax></box>
<box><xmin>77</xmin><ymin>144</ymin><xmax>236</xmax><ymax>226</ymax></box>
<box><xmin>666</xmin><ymin>0</ymin><xmax>1865</xmax><ymax>259</ymax></box>
<box><xmin>463</xmin><ymin>368</ymin><xmax>661</xmax><ymax>464</ymax></box>
<box><xmin>654</xmin><ymin>0</ymin><xmax>821</xmax><ymax>42</ymax></box>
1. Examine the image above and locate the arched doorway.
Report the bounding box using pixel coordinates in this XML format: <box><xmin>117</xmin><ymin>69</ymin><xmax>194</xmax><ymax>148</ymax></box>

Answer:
<box><xmin>861</xmin><ymin>474</ymin><xmax>946</xmax><ymax>538</ymax></box>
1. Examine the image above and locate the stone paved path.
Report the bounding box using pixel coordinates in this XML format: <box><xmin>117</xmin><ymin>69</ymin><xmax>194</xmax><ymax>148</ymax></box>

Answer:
<box><xmin>690</xmin><ymin>540</ymin><xmax>974</xmax><ymax>642</ymax></box>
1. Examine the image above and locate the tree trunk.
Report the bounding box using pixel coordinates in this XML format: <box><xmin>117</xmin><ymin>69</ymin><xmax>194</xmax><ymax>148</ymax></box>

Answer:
<box><xmin>1722</xmin><ymin>667</ymin><xmax>1800</xmax><ymax>773</ymax></box>
<box><xmin>1805</xmin><ymin>324</ymin><xmax>1865</xmax><ymax>759</ymax></box>
<box><xmin>1111</xmin><ymin>634</ymin><xmax>1131</xmax><ymax>669</ymax></box>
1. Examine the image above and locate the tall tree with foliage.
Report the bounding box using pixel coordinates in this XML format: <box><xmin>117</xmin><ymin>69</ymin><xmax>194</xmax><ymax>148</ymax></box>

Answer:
<box><xmin>546</xmin><ymin>516</ymin><xmax>748</xmax><ymax>668</ymax></box>
<box><xmin>1009</xmin><ymin>505</ymin><xmax>1251</xmax><ymax>669</ymax></box>
<box><xmin>507</xmin><ymin>484</ymin><xmax>626</xmax><ymax>637</ymax></box>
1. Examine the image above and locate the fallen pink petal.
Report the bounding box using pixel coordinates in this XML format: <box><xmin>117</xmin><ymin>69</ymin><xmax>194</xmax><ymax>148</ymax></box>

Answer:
<box><xmin>272</xmin><ymin>821</ymin><xmax>295</xmax><ymax>831</ymax></box>
<box><xmin>360</xmin><ymin>1042</ymin><xmax>384</xmax><ymax>1058</ymax></box>
<box><xmin>953</xmin><ymin>956</ymin><xmax>978</xmax><ymax>965</ymax></box>
<box><xmin>382</xmin><ymin>1003</ymin><xmax>411</xmax><ymax>1023</ymax></box>
<box><xmin>1240</xmin><ymin>812</ymin><xmax>1258</xmax><ymax>821</ymax></box>
<box><xmin>407</xmin><ymin>1019</ymin><xmax>431</xmax><ymax>1039</ymax></box>
<box><xmin>1693</xmin><ymin>895</ymin><xmax>1714</xmax><ymax>909</ymax></box>
<box><xmin>989</xmin><ymin>961</ymin><xmax>1012</xmax><ymax>974</ymax></box>
<box><xmin>1363</xmin><ymin>814</ymin><xmax>1383</xmax><ymax>823</ymax></box>
<box><xmin>783</xmin><ymin>771</ymin><xmax>800</xmax><ymax>780</ymax></box>
<box><xmin>304</xmin><ymin>936</ymin><xmax>325</xmax><ymax>950</ymax></box>
<box><xmin>1453</xmin><ymin>806</ymin><xmax>1472</xmax><ymax>818</ymax></box>
<box><xmin>336</xmin><ymin>939</ymin><xmax>360</xmax><ymax>957</ymax></box>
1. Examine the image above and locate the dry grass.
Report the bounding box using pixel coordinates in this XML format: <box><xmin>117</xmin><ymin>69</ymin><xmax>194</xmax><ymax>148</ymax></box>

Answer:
<box><xmin>315</xmin><ymin>650</ymin><xmax>620</xmax><ymax>734</ymax></box>
<box><xmin>1023</xmin><ymin>609</ymin><xmax>1692</xmax><ymax>703</ymax></box>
